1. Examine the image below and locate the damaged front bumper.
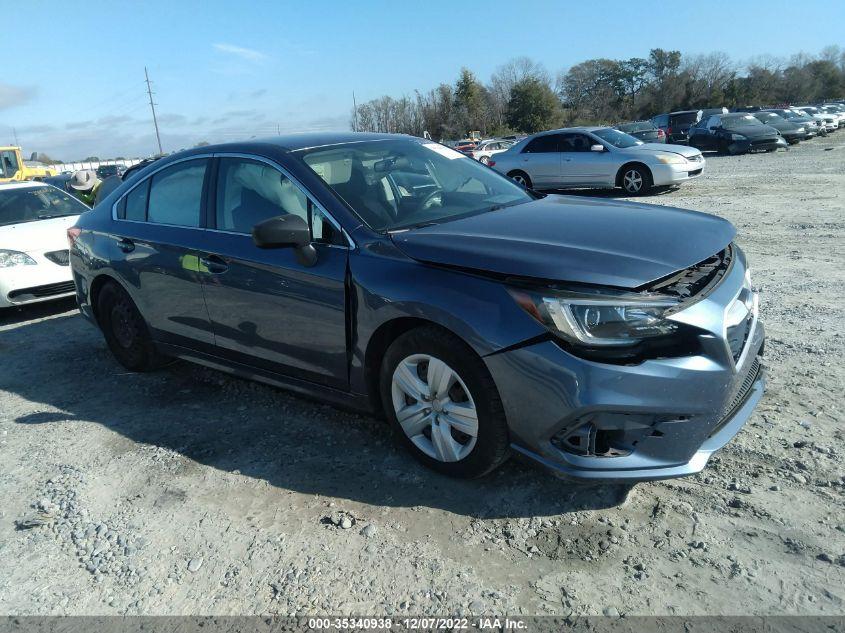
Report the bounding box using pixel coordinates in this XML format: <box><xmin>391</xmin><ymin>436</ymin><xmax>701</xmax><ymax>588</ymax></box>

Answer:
<box><xmin>485</xmin><ymin>246</ymin><xmax>766</xmax><ymax>482</ymax></box>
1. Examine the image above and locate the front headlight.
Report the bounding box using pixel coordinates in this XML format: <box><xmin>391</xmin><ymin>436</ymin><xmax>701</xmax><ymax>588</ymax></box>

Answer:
<box><xmin>730</xmin><ymin>134</ymin><xmax>747</xmax><ymax>141</ymax></box>
<box><xmin>655</xmin><ymin>154</ymin><xmax>687</xmax><ymax>165</ymax></box>
<box><xmin>509</xmin><ymin>289</ymin><xmax>679</xmax><ymax>347</ymax></box>
<box><xmin>797</xmin><ymin>127</ymin><xmax>805</xmax><ymax>132</ymax></box>
<box><xmin>0</xmin><ymin>250</ymin><xmax>37</xmax><ymax>268</ymax></box>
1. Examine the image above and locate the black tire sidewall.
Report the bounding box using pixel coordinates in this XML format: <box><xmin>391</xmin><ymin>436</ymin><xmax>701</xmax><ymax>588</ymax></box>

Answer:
<box><xmin>97</xmin><ymin>282</ymin><xmax>159</xmax><ymax>371</ymax></box>
<box><xmin>379</xmin><ymin>327</ymin><xmax>509</xmax><ymax>478</ymax></box>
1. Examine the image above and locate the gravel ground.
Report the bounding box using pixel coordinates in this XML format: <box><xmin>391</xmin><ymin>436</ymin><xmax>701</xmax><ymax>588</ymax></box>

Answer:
<box><xmin>0</xmin><ymin>135</ymin><xmax>843</xmax><ymax>617</ymax></box>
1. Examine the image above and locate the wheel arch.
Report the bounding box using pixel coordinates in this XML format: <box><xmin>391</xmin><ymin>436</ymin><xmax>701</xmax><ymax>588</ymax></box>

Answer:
<box><xmin>88</xmin><ymin>273</ymin><xmax>126</xmax><ymax>327</ymax></box>
<box><xmin>615</xmin><ymin>161</ymin><xmax>652</xmax><ymax>187</ymax></box>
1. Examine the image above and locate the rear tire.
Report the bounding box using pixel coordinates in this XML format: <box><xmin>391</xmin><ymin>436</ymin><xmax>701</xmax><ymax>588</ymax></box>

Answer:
<box><xmin>619</xmin><ymin>164</ymin><xmax>653</xmax><ymax>196</ymax></box>
<box><xmin>379</xmin><ymin>326</ymin><xmax>510</xmax><ymax>478</ymax></box>
<box><xmin>479</xmin><ymin>155</ymin><xmax>490</xmax><ymax>165</ymax></box>
<box><xmin>97</xmin><ymin>281</ymin><xmax>166</xmax><ymax>372</ymax></box>
<box><xmin>507</xmin><ymin>170</ymin><xmax>532</xmax><ymax>189</ymax></box>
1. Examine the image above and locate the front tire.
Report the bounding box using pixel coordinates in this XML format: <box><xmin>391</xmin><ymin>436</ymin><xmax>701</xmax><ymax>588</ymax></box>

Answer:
<box><xmin>507</xmin><ymin>170</ymin><xmax>532</xmax><ymax>189</ymax></box>
<box><xmin>619</xmin><ymin>164</ymin><xmax>653</xmax><ymax>196</ymax></box>
<box><xmin>379</xmin><ymin>326</ymin><xmax>510</xmax><ymax>478</ymax></box>
<box><xmin>479</xmin><ymin>155</ymin><xmax>490</xmax><ymax>165</ymax></box>
<box><xmin>97</xmin><ymin>281</ymin><xmax>166</xmax><ymax>372</ymax></box>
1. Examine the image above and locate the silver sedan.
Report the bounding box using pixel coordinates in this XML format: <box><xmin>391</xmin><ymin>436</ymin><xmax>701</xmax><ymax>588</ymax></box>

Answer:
<box><xmin>489</xmin><ymin>127</ymin><xmax>705</xmax><ymax>195</ymax></box>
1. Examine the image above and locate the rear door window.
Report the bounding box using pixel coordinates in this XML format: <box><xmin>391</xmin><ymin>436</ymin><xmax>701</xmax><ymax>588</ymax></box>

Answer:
<box><xmin>523</xmin><ymin>134</ymin><xmax>561</xmax><ymax>153</ymax></box>
<box><xmin>147</xmin><ymin>159</ymin><xmax>208</xmax><ymax>227</ymax></box>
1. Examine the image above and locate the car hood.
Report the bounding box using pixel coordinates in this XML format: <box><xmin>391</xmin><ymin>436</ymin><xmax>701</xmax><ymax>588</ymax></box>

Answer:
<box><xmin>390</xmin><ymin>196</ymin><xmax>735</xmax><ymax>289</ymax></box>
<box><xmin>624</xmin><ymin>142</ymin><xmax>701</xmax><ymax>158</ymax></box>
<box><xmin>723</xmin><ymin>124</ymin><xmax>780</xmax><ymax>138</ymax></box>
<box><xmin>0</xmin><ymin>215</ymin><xmax>79</xmax><ymax>254</ymax></box>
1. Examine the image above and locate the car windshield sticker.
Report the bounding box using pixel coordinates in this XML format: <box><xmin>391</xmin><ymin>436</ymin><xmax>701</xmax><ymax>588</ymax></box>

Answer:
<box><xmin>422</xmin><ymin>143</ymin><xmax>465</xmax><ymax>160</ymax></box>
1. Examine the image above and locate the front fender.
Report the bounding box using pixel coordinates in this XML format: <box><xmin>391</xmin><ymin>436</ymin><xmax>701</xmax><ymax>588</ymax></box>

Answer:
<box><xmin>347</xmin><ymin>244</ymin><xmax>546</xmax><ymax>394</ymax></box>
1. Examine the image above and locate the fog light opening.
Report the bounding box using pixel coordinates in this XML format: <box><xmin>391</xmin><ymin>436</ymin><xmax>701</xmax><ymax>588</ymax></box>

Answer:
<box><xmin>553</xmin><ymin>421</ymin><xmax>633</xmax><ymax>458</ymax></box>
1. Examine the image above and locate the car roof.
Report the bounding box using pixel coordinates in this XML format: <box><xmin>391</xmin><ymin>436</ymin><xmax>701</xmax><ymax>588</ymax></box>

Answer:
<box><xmin>163</xmin><ymin>132</ymin><xmax>419</xmax><ymax>159</ymax></box>
<box><xmin>0</xmin><ymin>181</ymin><xmax>48</xmax><ymax>191</ymax></box>
<box><xmin>531</xmin><ymin>127</ymin><xmax>607</xmax><ymax>136</ymax></box>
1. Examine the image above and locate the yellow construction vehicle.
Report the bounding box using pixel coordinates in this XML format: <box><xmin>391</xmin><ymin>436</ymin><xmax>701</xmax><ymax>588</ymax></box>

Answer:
<box><xmin>0</xmin><ymin>146</ymin><xmax>56</xmax><ymax>183</ymax></box>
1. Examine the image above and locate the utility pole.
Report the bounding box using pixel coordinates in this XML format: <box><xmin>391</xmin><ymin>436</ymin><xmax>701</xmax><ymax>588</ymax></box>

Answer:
<box><xmin>352</xmin><ymin>91</ymin><xmax>358</xmax><ymax>132</ymax></box>
<box><xmin>144</xmin><ymin>67</ymin><xmax>163</xmax><ymax>155</ymax></box>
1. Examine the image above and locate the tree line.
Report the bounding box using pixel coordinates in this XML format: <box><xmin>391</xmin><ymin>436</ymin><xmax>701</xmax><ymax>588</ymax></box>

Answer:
<box><xmin>351</xmin><ymin>46</ymin><xmax>845</xmax><ymax>139</ymax></box>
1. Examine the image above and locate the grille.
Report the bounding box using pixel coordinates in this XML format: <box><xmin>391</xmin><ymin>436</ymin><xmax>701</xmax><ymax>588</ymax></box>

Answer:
<box><xmin>709</xmin><ymin>356</ymin><xmax>762</xmax><ymax>438</ymax></box>
<box><xmin>8</xmin><ymin>280</ymin><xmax>76</xmax><ymax>300</ymax></box>
<box><xmin>647</xmin><ymin>246</ymin><xmax>731</xmax><ymax>300</ymax></box>
<box><xmin>44</xmin><ymin>250</ymin><xmax>70</xmax><ymax>266</ymax></box>
<box><xmin>688</xmin><ymin>168</ymin><xmax>703</xmax><ymax>177</ymax></box>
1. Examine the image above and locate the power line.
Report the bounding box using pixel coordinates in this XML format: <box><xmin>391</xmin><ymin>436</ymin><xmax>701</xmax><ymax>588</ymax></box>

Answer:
<box><xmin>145</xmin><ymin>67</ymin><xmax>163</xmax><ymax>155</ymax></box>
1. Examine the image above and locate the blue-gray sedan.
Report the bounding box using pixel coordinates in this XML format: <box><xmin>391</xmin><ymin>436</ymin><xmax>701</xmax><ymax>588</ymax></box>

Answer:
<box><xmin>68</xmin><ymin>133</ymin><xmax>764</xmax><ymax>481</ymax></box>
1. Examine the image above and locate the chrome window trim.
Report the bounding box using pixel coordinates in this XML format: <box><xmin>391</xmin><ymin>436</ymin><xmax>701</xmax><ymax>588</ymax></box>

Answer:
<box><xmin>111</xmin><ymin>151</ymin><xmax>355</xmax><ymax>249</ymax></box>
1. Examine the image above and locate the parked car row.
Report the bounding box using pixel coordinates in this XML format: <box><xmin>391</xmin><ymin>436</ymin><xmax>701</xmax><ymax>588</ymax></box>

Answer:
<box><xmin>642</xmin><ymin>102</ymin><xmax>843</xmax><ymax>155</ymax></box>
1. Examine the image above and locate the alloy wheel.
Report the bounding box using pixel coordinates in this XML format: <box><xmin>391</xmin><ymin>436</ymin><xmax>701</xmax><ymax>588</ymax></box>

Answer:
<box><xmin>391</xmin><ymin>354</ymin><xmax>478</xmax><ymax>463</ymax></box>
<box><xmin>511</xmin><ymin>174</ymin><xmax>527</xmax><ymax>186</ymax></box>
<box><xmin>623</xmin><ymin>169</ymin><xmax>643</xmax><ymax>193</ymax></box>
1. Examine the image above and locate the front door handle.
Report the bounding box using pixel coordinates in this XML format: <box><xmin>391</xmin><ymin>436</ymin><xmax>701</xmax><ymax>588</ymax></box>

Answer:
<box><xmin>117</xmin><ymin>237</ymin><xmax>135</xmax><ymax>253</ymax></box>
<box><xmin>200</xmin><ymin>254</ymin><xmax>229</xmax><ymax>274</ymax></box>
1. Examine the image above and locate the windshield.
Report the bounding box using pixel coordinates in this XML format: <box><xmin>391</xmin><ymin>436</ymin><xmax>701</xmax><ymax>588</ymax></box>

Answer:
<box><xmin>299</xmin><ymin>139</ymin><xmax>534</xmax><ymax>232</ymax></box>
<box><xmin>592</xmin><ymin>128</ymin><xmax>642</xmax><ymax>148</ymax></box>
<box><xmin>617</xmin><ymin>122</ymin><xmax>652</xmax><ymax>133</ymax></box>
<box><xmin>722</xmin><ymin>114</ymin><xmax>763</xmax><ymax>129</ymax></box>
<box><xmin>0</xmin><ymin>185</ymin><xmax>87</xmax><ymax>227</ymax></box>
<box><xmin>755</xmin><ymin>113</ymin><xmax>780</xmax><ymax>123</ymax></box>
<box><xmin>1</xmin><ymin>150</ymin><xmax>21</xmax><ymax>179</ymax></box>
<box><xmin>670</xmin><ymin>112</ymin><xmax>700</xmax><ymax>126</ymax></box>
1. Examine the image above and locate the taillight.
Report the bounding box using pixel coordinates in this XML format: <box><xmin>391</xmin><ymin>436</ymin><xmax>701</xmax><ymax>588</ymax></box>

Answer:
<box><xmin>67</xmin><ymin>227</ymin><xmax>81</xmax><ymax>249</ymax></box>
<box><xmin>667</xmin><ymin>126</ymin><xmax>672</xmax><ymax>136</ymax></box>
<box><xmin>488</xmin><ymin>160</ymin><xmax>496</xmax><ymax>167</ymax></box>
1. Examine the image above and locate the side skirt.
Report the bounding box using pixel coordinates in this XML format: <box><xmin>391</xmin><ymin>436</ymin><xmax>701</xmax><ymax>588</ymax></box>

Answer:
<box><xmin>156</xmin><ymin>342</ymin><xmax>375</xmax><ymax>415</ymax></box>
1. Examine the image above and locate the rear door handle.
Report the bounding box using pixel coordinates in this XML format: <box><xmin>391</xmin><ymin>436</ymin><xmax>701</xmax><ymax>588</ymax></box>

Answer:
<box><xmin>200</xmin><ymin>254</ymin><xmax>228</xmax><ymax>274</ymax></box>
<box><xmin>117</xmin><ymin>237</ymin><xmax>135</xmax><ymax>253</ymax></box>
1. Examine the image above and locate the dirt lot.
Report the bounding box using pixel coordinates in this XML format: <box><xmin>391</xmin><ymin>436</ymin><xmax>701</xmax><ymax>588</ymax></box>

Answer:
<box><xmin>1</xmin><ymin>135</ymin><xmax>843</xmax><ymax>617</ymax></box>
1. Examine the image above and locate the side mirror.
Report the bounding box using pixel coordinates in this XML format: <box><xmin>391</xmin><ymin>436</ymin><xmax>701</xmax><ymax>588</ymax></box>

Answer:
<box><xmin>590</xmin><ymin>144</ymin><xmax>604</xmax><ymax>152</ymax></box>
<box><xmin>252</xmin><ymin>214</ymin><xmax>317</xmax><ymax>266</ymax></box>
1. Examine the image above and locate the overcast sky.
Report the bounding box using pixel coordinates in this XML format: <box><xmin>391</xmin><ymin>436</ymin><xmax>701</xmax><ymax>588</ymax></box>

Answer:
<box><xmin>2</xmin><ymin>0</ymin><xmax>843</xmax><ymax>160</ymax></box>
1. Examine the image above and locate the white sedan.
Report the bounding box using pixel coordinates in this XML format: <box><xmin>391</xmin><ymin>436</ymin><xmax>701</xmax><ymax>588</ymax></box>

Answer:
<box><xmin>489</xmin><ymin>126</ymin><xmax>705</xmax><ymax>195</ymax></box>
<box><xmin>0</xmin><ymin>182</ymin><xmax>88</xmax><ymax>309</ymax></box>
<box><xmin>468</xmin><ymin>139</ymin><xmax>515</xmax><ymax>164</ymax></box>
